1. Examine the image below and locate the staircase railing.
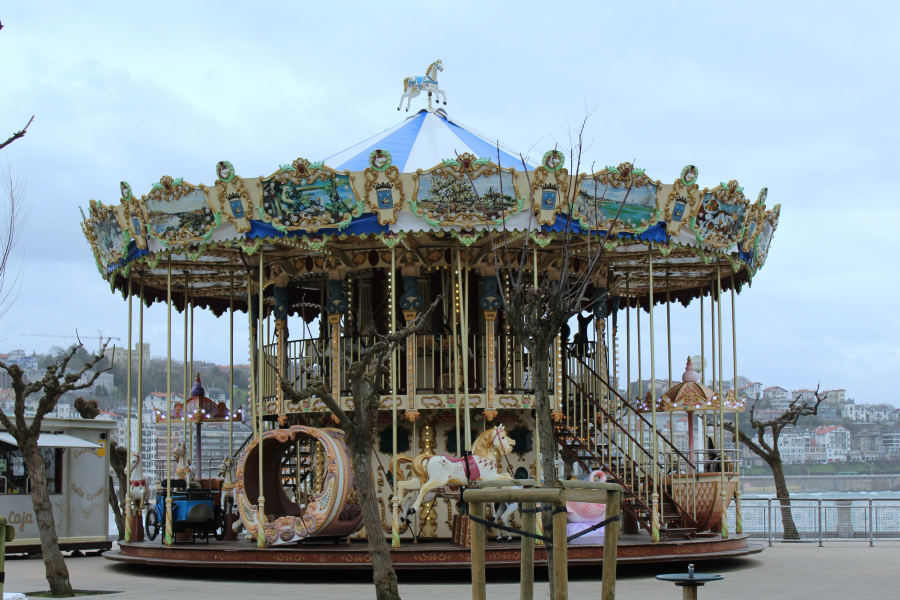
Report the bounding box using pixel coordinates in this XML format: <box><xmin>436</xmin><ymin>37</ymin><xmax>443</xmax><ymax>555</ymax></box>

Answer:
<box><xmin>559</xmin><ymin>353</ymin><xmax>700</xmax><ymax>538</ymax></box>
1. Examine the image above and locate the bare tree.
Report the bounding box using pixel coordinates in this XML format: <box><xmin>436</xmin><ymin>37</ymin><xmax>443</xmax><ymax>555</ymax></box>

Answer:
<box><xmin>471</xmin><ymin>117</ymin><xmax>630</xmax><ymax>595</ymax></box>
<box><xmin>277</xmin><ymin>299</ymin><xmax>440</xmax><ymax>600</ymax></box>
<box><xmin>108</xmin><ymin>441</ymin><xmax>128</xmax><ymax>541</ymax></box>
<box><xmin>724</xmin><ymin>386</ymin><xmax>824</xmax><ymax>540</ymax></box>
<box><xmin>0</xmin><ymin>22</ymin><xmax>36</xmax><ymax>152</ymax></box>
<box><xmin>0</xmin><ymin>341</ymin><xmax>111</xmax><ymax>597</ymax></box>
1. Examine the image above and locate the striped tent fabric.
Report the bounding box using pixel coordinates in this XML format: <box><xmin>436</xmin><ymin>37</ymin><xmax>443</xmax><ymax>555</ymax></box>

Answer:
<box><xmin>324</xmin><ymin>108</ymin><xmax>533</xmax><ymax>173</ymax></box>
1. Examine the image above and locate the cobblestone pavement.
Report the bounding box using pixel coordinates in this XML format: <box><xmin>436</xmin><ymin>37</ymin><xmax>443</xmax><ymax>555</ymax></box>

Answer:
<box><xmin>4</xmin><ymin>543</ymin><xmax>898</xmax><ymax>599</ymax></box>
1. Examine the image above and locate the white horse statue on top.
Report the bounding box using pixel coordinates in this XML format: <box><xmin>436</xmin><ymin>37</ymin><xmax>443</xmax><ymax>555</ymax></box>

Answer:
<box><xmin>397</xmin><ymin>60</ymin><xmax>447</xmax><ymax>111</ymax></box>
<box><xmin>404</xmin><ymin>425</ymin><xmax>515</xmax><ymax>513</ymax></box>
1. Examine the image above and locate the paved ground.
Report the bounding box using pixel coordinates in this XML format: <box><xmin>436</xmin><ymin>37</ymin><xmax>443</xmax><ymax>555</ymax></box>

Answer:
<box><xmin>4</xmin><ymin>543</ymin><xmax>899</xmax><ymax>599</ymax></box>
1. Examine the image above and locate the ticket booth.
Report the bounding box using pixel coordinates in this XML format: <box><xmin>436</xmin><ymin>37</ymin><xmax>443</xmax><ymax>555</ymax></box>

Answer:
<box><xmin>1</xmin><ymin>417</ymin><xmax>115</xmax><ymax>554</ymax></box>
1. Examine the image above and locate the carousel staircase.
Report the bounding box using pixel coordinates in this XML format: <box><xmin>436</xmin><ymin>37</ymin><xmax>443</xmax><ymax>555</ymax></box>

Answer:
<box><xmin>557</xmin><ymin>357</ymin><xmax>699</xmax><ymax>540</ymax></box>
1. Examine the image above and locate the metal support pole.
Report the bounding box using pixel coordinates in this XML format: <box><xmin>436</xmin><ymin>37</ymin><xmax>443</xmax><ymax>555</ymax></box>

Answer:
<box><xmin>229</xmin><ymin>273</ymin><xmax>234</xmax><ymax>457</ymax></box>
<box><xmin>125</xmin><ymin>273</ymin><xmax>133</xmax><ymax>543</ymax></box>
<box><xmin>731</xmin><ymin>282</ymin><xmax>741</xmax><ymax>534</ymax></box>
<box><xmin>716</xmin><ymin>261</ymin><xmax>727</xmax><ymax>539</ymax></box>
<box><xmin>869</xmin><ymin>498</ymin><xmax>874</xmax><ymax>547</ymax></box>
<box><xmin>648</xmin><ymin>247</ymin><xmax>659</xmax><ymax>543</ymax></box>
<box><xmin>137</xmin><ymin>278</ymin><xmax>144</xmax><ymax>525</ymax></box>
<box><xmin>165</xmin><ymin>257</ymin><xmax>173</xmax><ymax>546</ymax></box>
<box><xmin>257</xmin><ymin>250</ymin><xmax>266</xmax><ymax>549</ymax></box>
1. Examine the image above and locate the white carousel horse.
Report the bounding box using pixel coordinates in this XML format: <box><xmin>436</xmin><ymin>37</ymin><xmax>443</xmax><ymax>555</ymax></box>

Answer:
<box><xmin>490</xmin><ymin>491</ymin><xmax>521</xmax><ymax>541</ymax></box>
<box><xmin>173</xmin><ymin>441</ymin><xmax>193</xmax><ymax>486</ymax></box>
<box><xmin>406</xmin><ymin>425</ymin><xmax>515</xmax><ymax>513</ymax></box>
<box><xmin>128</xmin><ymin>451</ymin><xmax>152</xmax><ymax>514</ymax></box>
<box><xmin>218</xmin><ymin>456</ymin><xmax>236</xmax><ymax>513</ymax></box>
<box><xmin>397</xmin><ymin>60</ymin><xmax>447</xmax><ymax>112</ymax></box>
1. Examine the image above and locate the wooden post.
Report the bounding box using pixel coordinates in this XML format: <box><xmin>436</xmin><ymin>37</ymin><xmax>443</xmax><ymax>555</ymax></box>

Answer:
<box><xmin>470</xmin><ymin>501</ymin><xmax>486</xmax><ymax>600</ymax></box>
<box><xmin>520</xmin><ymin>501</ymin><xmax>535</xmax><ymax>600</ymax></box>
<box><xmin>552</xmin><ymin>501</ymin><xmax>568</xmax><ymax>600</ymax></box>
<box><xmin>601</xmin><ymin>488</ymin><xmax>621</xmax><ymax>600</ymax></box>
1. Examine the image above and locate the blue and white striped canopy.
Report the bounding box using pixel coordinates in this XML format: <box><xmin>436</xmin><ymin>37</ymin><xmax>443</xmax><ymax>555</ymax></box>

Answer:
<box><xmin>325</xmin><ymin>109</ymin><xmax>533</xmax><ymax>172</ymax></box>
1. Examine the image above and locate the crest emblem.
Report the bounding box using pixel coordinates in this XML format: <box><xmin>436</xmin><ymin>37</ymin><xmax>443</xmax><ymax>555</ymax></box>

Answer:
<box><xmin>369</xmin><ymin>149</ymin><xmax>392</xmax><ymax>172</ymax></box>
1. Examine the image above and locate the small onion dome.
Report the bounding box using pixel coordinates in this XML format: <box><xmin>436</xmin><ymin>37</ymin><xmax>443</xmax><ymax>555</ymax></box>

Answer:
<box><xmin>636</xmin><ymin>357</ymin><xmax>722</xmax><ymax>413</ymax></box>
<box><xmin>156</xmin><ymin>374</ymin><xmax>242</xmax><ymax>423</ymax></box>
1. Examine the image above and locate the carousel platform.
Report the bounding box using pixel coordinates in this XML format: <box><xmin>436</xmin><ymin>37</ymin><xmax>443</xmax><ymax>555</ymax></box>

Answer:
<box><xmin>106</xmin><ymin>533</ymin><xmax>761</xmax><ymax>570</ymax></box>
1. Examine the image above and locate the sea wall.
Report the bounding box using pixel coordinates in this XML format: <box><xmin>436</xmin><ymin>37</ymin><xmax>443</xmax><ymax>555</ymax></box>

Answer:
<box><xmin>742</xmin><ymin>474</ymin><xmax>900</xmax><ymax>494</ymax></box>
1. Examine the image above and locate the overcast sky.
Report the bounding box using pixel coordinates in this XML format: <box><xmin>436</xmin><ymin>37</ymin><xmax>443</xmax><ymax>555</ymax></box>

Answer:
<box><xmin>1</xmin><ymin>2</ymin><xmax>898</xmax><ymax>405</ymax></box>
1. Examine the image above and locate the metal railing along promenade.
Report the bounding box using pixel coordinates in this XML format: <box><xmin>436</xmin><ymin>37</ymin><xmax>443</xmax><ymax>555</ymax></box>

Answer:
<box><xmin>726</xmin><ymin>497</ymin><xmax>900</xmax><ymax>546</ymax></box>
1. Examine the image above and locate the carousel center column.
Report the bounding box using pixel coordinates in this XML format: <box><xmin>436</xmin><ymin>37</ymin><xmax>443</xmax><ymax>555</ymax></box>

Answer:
<box><xmin>325</xmin><ymin>265</ymin><xmax>347</xmax><ymax>407</ymax></box>
<box><xmin>479</xmin><ymin>265</ymin><xmax>501</xmax><ymax>420</ymax></box>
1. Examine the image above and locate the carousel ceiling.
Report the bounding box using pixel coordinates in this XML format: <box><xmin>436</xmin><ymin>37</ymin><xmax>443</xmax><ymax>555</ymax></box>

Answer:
<box><xmin>80</xmin><ymin>104</ymin><xmax>780</xmax><ymax>315</ymax></box>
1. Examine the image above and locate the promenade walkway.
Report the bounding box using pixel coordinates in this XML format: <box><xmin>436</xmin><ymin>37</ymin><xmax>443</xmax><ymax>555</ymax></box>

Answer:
<box><xmin>4</xmin><ymin>543</ymin><xmax>897</xmax><ymax>599</ymax></box>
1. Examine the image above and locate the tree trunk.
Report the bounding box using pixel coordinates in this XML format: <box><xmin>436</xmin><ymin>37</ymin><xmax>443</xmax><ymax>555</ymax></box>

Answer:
<box><xmin>768</xmin><ymin>456</ymin><xmax>800</xmax><ymax>540</ymax></box>
<box><xmin>108</xmin><ymin>474</ymin><xmax>124</xmax><ymax>541</ymax></box>
<box><xmin>347</xmin><ymin>422</ymin><xmax>401</xmax><ymax>600</ymax></box>
<box><xmin>21</xmin><ymin>437</ymin><xmax>73</xmax><ymax>596</ymax></box>
<box><xmin>531</xmin><ymin>341</ymin><xmax>557</xmax><ymax>599</ymax></box>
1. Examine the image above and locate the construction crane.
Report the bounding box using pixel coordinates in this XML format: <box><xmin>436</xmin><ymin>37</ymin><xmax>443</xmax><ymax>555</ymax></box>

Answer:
<box><xmin>17</xmin><ymin>331</ymin><xmax>122</xmax><ymax>354</ymax></box>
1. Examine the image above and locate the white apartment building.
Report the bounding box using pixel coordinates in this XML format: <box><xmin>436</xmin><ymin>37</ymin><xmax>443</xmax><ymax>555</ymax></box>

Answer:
<box><xmin>739</xmin><ymin>382</ymin><xmax>763</xmax><ymax>400</ymax></box>
<box><xmin>842</xmin><ymin>403</ymin><xmax>893</xmax><ymax>423</ymax></box>
<box><xmin>814</xmin><ymin>426</ymin><xmax>850</xmax><ymax>462</ymax></box>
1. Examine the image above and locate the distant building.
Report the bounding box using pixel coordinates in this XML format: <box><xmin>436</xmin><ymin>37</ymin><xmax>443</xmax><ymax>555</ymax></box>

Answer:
<box><xmin>814</xmin><ymin>426</ymin><xmax>850</xmax><ymax>462</ymax></box>
<box><xmin>792</xmin><ymin>389</ymin><xmax>817</xmax><ymax>403</ymax></box>
<box><xmin>739</xmin><ymin>382</ymin><xmax>763</xmax><ymax>400</ymax></box>
<box><xmin>111</xmin><ymin>343</ymin><xmax>151</xmax><ymax>369</ymax></box>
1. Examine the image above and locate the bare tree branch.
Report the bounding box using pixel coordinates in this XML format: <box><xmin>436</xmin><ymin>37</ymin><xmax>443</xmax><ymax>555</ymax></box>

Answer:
<box><xmin>0</xmin><ymin>116</ymin><xmax>35</xmax><ymax>151</ymax></box>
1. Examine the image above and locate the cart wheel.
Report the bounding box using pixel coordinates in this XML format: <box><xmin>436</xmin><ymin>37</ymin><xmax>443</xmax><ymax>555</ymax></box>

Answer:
<box><xmin>145</xmin><ymin>510</ymin><xmax>160</xmax><ymax>541</ymax></box>
<box><xmin>214</xmin><ymin>506</ymin><xmax>226</xmax><ymax>541</ymax></box>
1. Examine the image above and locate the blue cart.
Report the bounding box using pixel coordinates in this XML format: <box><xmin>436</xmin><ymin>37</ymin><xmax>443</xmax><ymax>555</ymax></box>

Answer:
<box><xmin>145</xmin><ymin>480</ymin><xmax>224</xmax><ymax>543</ymax></box>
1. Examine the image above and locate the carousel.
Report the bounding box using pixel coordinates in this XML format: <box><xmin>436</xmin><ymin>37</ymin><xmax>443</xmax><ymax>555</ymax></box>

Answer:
<box><xmin>85</xmin><ymin>62</ymin><xmax>777</xmax><ymax>570</ymax></box>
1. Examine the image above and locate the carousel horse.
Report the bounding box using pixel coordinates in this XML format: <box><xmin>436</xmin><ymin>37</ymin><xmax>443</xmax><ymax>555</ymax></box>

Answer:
<box><xmin>173</xmin><ymin>441</ymin><xmax>193</xmax><ymax>486</ymax></box>
<box><xmin>405</xmin><ymin>425</ymin><xmax>515</xmax><ymax>513</ymax></box>
<box><xmin>218</xmin><ymin>456</ymin><xmax>236</xmax><ymax>513</ymax></box>
<box><xmin>490</xmin><ymin>490</ymin><xmax>521</xmax><ymax>541</ymax></box>
<box><xmin>128</xmin><ymin>451</ymin><xmax>152</xmax><ymax>514</ymax></box>
<box><xmin>397</xmin><ymin>60</ymin><xmax>447</xmax><ymax>111</ymax></box>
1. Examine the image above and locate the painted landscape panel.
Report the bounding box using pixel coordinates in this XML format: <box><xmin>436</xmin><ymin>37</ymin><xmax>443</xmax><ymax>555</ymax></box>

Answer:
<box><xmin>416</xmin><ymin>172</ymin><xmax>518</xmax><ymax>221</ymax></box>
<box><xmin>260</xmin><ymin>174</ymin><xmax>357</xmax><ymax>227</ymax></box>
<box><xmin>574</xmin><ymin>178</ymin><xmax>659</xmax><ymax>230</ymax></box>
<box><xmin>94</xmin><ymin>210</ymin><xmax>127</xmax><ymax>265</ymax></box>
<box><xmin>146</xmin><ymin>189</ymin><xmax>215</xmax><ymax>239</ymax></box>
<box><xmin>694</xmin><ymin>193</ymin><xmax>747</xmax><ymax>246</ymax></box>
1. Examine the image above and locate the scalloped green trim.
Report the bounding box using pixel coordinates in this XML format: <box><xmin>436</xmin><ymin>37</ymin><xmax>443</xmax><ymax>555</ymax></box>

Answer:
<box><xmin>449</xmin><ymin>229</ymin><xmax>483</xmax><ymax>246</ymax></box>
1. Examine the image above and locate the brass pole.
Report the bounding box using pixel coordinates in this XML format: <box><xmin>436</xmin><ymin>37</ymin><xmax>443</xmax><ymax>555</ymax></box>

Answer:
<box><xmin>247</xmin><ymin>271</ymin><xmax>256</xmax><ymax>439</ymax></box>
<box><xmin>165</xmin><ymin>257</ymin><xmax>173</xmax><ymax>546</ymax></box>
<box><xmin>183</xmin><ymin>272</ymin><xmax>189</xmax><ymax>450</ymax></box>
<box><xmin>717</xmin><ymin>259</ymin><xmax>727</xmax><ymax>539</ymax></box>
<box><xmin>666</xmin><ymin>268</ymin><xmax>673</xmax><ymax>459</ymax></box>
<box><xmin>257</xmin><ymin>250</ymin><xmax>266</xmax><ymax>548</ymax></box>
<box><xmin>137</xmin><ymin>278</ymin><xmax>144</xmax><ymax>520</ymax></box>
<box><xmin>732</xmin><ymin>276</ymin><xmax>742</xmax><ymax>534</ymax></box>
<box><xmin>229</xmin><ymin>273</ymin><xmax>234</xmax><ymax>457</ymax></box>
<box><xmin>124</xmin><ymin>272</ymin><xmax>133</xmax><ymax>542</ymax></box>
<box><xmin>648</xmin><ymin>246</ymin><xmax>659</xmax><ymax>543</ymax></box>
<box><xmin>391</xmin><ymin>247</ymin><xmax>399</xmax><ymax>548</ymax></box>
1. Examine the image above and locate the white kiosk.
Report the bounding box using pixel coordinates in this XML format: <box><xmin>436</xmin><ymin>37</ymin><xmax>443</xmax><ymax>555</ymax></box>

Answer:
<box><xmin>1</xmin><ymin>417</ymin><xmax>115</xmax><ymax>554</ymax></box>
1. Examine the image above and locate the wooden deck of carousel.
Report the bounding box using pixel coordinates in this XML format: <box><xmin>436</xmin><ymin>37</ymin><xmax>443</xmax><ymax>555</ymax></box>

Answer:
<box><xmin>107</xmin><ymin>533</ymin><xmax>761</xmax><ymax>570</ymax></box>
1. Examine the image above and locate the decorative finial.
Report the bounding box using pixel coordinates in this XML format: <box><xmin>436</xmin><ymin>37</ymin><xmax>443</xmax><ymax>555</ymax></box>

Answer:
<box><xmin>397</xmin><ymin>60</ymin><xmax>447</xmax><ymax>112</ymax></box>
<box><xmin>191</xmin><ymin>373</ymin><xmax>205</xmax><ymax>398</ymax></box>
<box><xmin>682</xmin><ymin>357</ymin><xmax>699</xmax><ymax>383</ymax></box>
